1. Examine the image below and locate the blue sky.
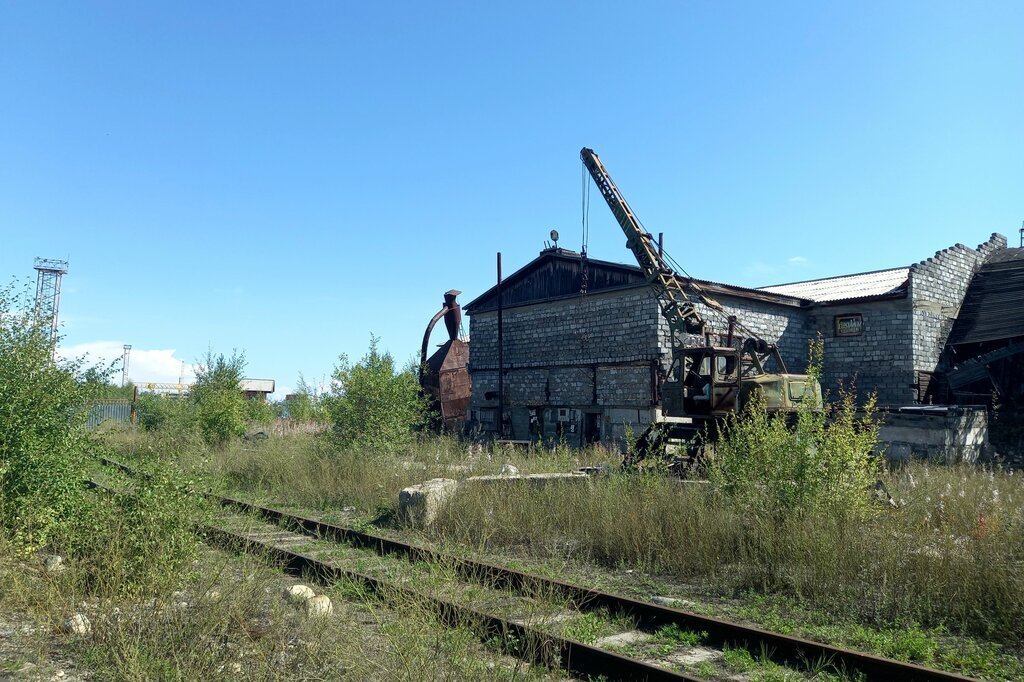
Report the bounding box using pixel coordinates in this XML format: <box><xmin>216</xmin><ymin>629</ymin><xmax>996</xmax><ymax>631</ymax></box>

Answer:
<box><xmin>2</xmin><ymin>2</ymin><xmax>1021</xmax><ymax>396</ymax></box>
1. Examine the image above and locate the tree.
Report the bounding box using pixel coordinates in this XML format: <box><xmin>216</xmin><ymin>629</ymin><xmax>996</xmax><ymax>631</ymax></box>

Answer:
<box><xmin>189</xmin><ymin>349</ymin><xmax>247</xmax><ymax>447</ymax></box>
<box><xmin>0</xmin><ymin>283</ymin><xmax>89</xmax><ymax>552</ymax></box>
<box><xmin>324</xmin><ymin>336</ymin><xmax>427</xmax><ymax>454</ymax></box>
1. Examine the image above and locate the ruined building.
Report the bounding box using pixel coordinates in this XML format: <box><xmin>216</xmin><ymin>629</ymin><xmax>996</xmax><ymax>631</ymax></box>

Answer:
<box><xmin>464</xmin><ymin>233</ymin><xmax>1016</xmax><ymax>448</ymax></box>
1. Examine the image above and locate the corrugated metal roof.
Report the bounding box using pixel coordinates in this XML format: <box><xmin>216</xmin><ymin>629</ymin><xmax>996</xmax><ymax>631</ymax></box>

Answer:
<box><xmin>947</xmin><ymin>248</ymin><xmax>1024</xmax><ymax>346</ymax></box>
<box><xmin>758</xmin><ymin>267</ymin><xmax>909</xmax><ymax>303</ymax></box>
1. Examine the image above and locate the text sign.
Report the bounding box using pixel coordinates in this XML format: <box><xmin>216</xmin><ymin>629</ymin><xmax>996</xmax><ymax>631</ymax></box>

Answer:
<box><xmin>835</xmin><ymin>313</ymin><xmax>863</xmax><ymax>337</ymax></box>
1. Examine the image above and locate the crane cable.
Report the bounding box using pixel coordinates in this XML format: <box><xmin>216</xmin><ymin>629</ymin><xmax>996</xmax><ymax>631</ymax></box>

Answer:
<box><xmin>580</xmin><ymin>160</ymin><xmax>591</xmax><ymax>296</ymax></box>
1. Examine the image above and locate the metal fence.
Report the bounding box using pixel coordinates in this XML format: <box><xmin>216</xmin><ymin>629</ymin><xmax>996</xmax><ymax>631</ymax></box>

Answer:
<box><xmin>85</xmin><ymin>399</ymin><xmax>133</xmax><ymax>428</ymax></box>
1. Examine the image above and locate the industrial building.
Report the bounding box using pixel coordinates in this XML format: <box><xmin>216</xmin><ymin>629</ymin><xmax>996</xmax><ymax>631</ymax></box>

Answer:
<box><xmin>464</xmin><ymin>233</ymin><xmax>1021</xmax><ymax>450</ymax></box>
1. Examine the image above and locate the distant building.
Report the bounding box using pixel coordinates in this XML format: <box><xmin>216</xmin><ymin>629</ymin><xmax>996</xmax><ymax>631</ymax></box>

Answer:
<box><xmin>240</xmin><ymin>378</ymin><xmax>275</xmax><ymax>401</ymax></box>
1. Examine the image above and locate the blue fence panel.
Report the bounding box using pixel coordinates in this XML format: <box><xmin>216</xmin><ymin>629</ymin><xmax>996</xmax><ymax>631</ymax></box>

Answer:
<box><xmin>86</xmin><ymin>400</ymin><xmax>133</xmax><ymax>428</ymax></box>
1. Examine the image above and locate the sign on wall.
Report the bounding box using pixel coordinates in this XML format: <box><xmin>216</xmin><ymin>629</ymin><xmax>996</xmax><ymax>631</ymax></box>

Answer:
<box><xmin>834</xmin><ymin>313</ymin><xmax>864</xmax><ymax>337</ymax></box>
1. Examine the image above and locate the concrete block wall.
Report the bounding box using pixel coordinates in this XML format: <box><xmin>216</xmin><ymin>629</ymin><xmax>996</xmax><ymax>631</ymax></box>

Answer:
<box><xmin>909</xmin><ymin>233</ymin><xmax>1006</xmax><ymax>375</ymax></box>
<box><xmin>468</xmin><ymin>288</ymin><xmax>663</xmax><ymax>371</ymax></box>
<box><xmin>876</xmin><ymin>407</ymin><xmax>989</xmax><ymax>464</ymax></box>
<box><xmin>548</xmin><ymin>367</ymin><xmax>594</xmax><ymax>405</ymax></box>
<box><xmin>809</xmin><ymin>300</ymin><xmax>915</xmax><ymax>406</ymax></box>
<box><xmin>468</xmin><ymin>287</ymin><xmax>663</xmax><ymax>447</ymax></box>
<box><xmin>596</xmin><ymin>365</ymin><xmax>652</xmax><ymax>407</ymax></box>
<box><xmin>655</xmin><ymin>294</ymin><xmax>811</xmax><ymax>374</ymax></box>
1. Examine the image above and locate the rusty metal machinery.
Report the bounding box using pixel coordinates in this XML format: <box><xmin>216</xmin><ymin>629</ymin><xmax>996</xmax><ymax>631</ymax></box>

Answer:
<box><xmin>420</xmin><ymin>290</ymin><xmax>471</xmax><ymax>433</ymax></box>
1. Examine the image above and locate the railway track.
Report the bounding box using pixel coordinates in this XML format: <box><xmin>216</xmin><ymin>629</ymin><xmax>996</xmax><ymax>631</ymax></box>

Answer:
<box><xmin>96</xmin><ymin>457</ymin><xmax>980</xmax><ymax>682</ymax></box>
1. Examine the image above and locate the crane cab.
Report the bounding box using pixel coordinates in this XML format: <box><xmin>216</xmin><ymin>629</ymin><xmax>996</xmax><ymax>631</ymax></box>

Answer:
<box><xmin>662</xmin><ymin>345</ymin><xmax>821</xmax><ymax>419</ymax></box>
<box><xmin>662</xmin><ymin>346</ymin><xmax>742</xmax><ymax>418</ymax></box>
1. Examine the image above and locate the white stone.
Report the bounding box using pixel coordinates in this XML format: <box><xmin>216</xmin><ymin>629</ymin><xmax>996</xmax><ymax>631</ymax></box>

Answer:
<box><xmin>668</xmin><ymin>646</ymin><xmax>721</xmax><ymax>666</ymax></box>
<box><xmin>500</xmin><ymin>463</ymin><xmax>519</xmax><ymax>475</ymax></box>
<box><xmin>283</xmin><ymin>584</ymin><xmax>316</xmax><ymax>604</ymax></box>
<box><xmin>651</xmin><ymin>595</ymin><xmax>694</xmax><ymax>609</ymax></box>
<box><xmin>43</xmin><ymin>554</ymin><xmax>65</xmax><ymax>574</ymax></box>
<box><xmin>304</xmin><ymin>595</ymin><xmax>333</xmax><ymax>618</ymax></box>
<box><xmin>63</xmin><ymin>613</ymin><xmax>91</xmax><ymax>636</ymax></box>
<box><xmin>398</xmin><ymin>478</ymin><xmax>458</xmax><ymax>527</ymax></box>
<box><xmin>594</xmin><ymin>630</ymin><xmax>651</xmax><ymax>647</ymax></box>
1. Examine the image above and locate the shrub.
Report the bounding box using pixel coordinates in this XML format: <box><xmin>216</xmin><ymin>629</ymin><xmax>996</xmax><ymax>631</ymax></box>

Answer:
<box><xmin>0</xmin><ymin>283</ymin><xmax>90</xmax><ymax>552</ymax></box>
<box><xmin>190</xmin><ymin>350</ymin><xmax>247</xmax><ymax>447</ymax></box>
<box><xmin>323</xmin><ymin>336</ymin><xmax>428</xmax><ymax>455</ymax></box>
<box><xmin>285</xmin><ymin>374</ymin><xmax>326</xmax><ymax>423</ymax></box>
<box><xmin>136</xmin><ymin>392</ymin><xmax>190</xmax><ymax>432</ymax></box>
<box><xmin>68</xmin><ymin>458</ymin><xmax>204</xmax><ymax>595</ymax></box>
<box><xmin>244</xmin><ymin>396</ymin><xmax>275</xmax><ymax>426</ymax></box>
<box><xmin>708</xmin><ymin>337</ymin><xmax>881</xmax><ymax>518</ymax></box>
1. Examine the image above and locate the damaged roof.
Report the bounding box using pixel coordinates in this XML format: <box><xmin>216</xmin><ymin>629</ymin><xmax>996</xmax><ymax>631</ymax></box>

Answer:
<box><xmin>947</xmin><ymin>247</ymin><xmax>1024</xmax><ymax>347</ymax></box>
<box><xmin>758</xmin><ymin>267</ymin><xmax>910</xmax><ymax>303</ymax></box>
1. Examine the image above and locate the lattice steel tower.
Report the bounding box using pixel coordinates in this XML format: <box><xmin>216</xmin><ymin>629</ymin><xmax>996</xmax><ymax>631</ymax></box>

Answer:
<box><xmin>33</xmin><ymin>257</ymin><xmax>69</xmax><ymax>343</ymax></box>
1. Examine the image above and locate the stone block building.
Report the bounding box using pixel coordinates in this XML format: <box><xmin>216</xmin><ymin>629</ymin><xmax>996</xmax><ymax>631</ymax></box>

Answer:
<box><xmin>464</xmin><ymin>233</ymin><xmax>1008</xmax><ymax>447</ymax></box>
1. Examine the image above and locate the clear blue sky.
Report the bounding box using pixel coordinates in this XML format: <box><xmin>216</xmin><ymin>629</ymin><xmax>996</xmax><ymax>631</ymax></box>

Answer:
<box><xmin>2</xmin><ymin>2</ymin><xmax>1021</xmax><ymax>395</ymax></box>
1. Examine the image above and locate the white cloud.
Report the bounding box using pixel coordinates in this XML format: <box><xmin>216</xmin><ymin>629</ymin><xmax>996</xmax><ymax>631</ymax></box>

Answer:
<box><xmin>58</xmin><ymin>340</ymin><xmax>196</xmax><ymax>385</ymax></box>
<box><xmin>788</xmin><ymin>256</ymin><xmax>809</xmax><ymax>266</ymax></box>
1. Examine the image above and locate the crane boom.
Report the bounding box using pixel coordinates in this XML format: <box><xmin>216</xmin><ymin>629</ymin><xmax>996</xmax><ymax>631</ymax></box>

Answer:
<box><xmin>580</xmin><ymin>147</ymin><xmax>708</xmax><ymax>340</ymax></box>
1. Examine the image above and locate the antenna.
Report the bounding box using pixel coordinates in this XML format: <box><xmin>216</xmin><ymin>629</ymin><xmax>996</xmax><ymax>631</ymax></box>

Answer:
<box><xmin>121</xmin><ymin>345</ymin><xmax>132</xmax><ymax>387</ymax></box>
<box><xmin>1019</xmin><ymin>220</ymin><xmax>1023</xmax><ymax>248</ymax></box>
<box><xmin>33</xmin><ymin>257</ymin><xmax>68</xmax><ymax>346</ymax></box>
<box><xmin>550</xmin><ymin>229</ymin><xmax>559</xmax><ymax>248</ymax></box>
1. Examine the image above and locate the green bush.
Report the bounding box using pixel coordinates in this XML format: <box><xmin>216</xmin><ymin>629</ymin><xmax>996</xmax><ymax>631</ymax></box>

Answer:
<box><xmin>708</xmin><ymin>338</ymin><xmax>881</xmax><ymax>518</ymax></box>
<box><xmin>136</xmin><ymin>392</ymin><xmax>190</xmax><ymax>432</ymax></box>
<box><xmin>70</xmin><ymin>459</ymin><xmax>204</xmax><ymax>595</ymax></box>
<box><xmin>190</xmin><ymin>350</ymin><xmax>247</xmax><ymax>447</ymax></box>
<box><xmin>323</xmin><ymin>336</ymin><xmax>428</xmax><ymax>454</ymax></box>
<box><xmin>0</xmin><ymin>284</ymin><xmax>90</xmax><ymax>553</ymax></box>
<box><xmin>285</xmin><ymin>374</ymin><xmax>326</xmax><ymax>423</ymax></box>
<box><xmin>244</xmin><ymin>396</ymin><xmax>275</xmax><ymax>426</ymax></box>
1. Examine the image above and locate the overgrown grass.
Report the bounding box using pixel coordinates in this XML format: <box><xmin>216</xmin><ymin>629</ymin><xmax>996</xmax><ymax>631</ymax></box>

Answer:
<box><xmin>104</xmin><ymin>426</ymin><xmax>1024</xmax><ymax>669</ymax></box>
<box><xmin>107</xmin><ymin>428</ymin><xmax>615</xmax><ymax>516</ymax></box>
<box><xmin>0</xmin><ymin>534</ymin><xmax>556</xmax><ymax>681</ymax></box>
<box><xmin>432</xmin><ymin>463</ymin><xmax>1023</xmax><ymax>641</ymax></box>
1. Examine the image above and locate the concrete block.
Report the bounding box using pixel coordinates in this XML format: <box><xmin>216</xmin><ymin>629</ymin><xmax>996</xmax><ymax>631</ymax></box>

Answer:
<box><xmin>399</xmin><ymin>478</ymin><xmax>458</xmax><ymax>527</ymax></box>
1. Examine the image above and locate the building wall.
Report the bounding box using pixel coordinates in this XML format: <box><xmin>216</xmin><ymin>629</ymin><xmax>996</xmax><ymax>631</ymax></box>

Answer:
<box><xmin>468</xmin><ymin>287</ymin><xmax>663</xmax><ymax>447</ymax></box>
<box><xmin>809</xmin><ymin>299</ymin><xmax>915</xmax><ymax>406</ymax></box>
<box><xmin>910</xmin><ymin>234</ymin><xmax>1006</xmax><ymax>377</ymax></box>
<box><xmin>656</xmin><ymin>294</ymin><xmax>811</xmax><ymax>374</ymax></box>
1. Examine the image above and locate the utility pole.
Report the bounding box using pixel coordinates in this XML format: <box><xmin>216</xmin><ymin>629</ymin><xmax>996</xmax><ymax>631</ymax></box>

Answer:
<box><xmin>496</xmin><ymin>252</ymin><xmax>505</xmax><ymax>438</ymax></box>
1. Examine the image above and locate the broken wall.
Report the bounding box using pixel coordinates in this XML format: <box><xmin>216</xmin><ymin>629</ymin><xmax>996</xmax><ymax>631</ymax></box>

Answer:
<box><xmin>910</xmin><ymin>234</ymin><xmax>1006</xmax><ymax>379</ymax></box>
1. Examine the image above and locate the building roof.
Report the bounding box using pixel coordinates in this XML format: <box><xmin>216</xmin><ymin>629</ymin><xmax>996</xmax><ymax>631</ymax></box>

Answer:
<box><xmin>947</xmin><ymin>248</ymin><xmax>1024</xmax><ymax>347</ymax></box>
<box><xmin>240</xmin><ymin>379</ymin><xmax>275</xmax><ymax>393</ymax></box>
<box><xmin>464</xmin><ymin>248</ymin><xmax>809</xmax><ymax>314</ymax></box>
<box><xmin>758</xmin><ymin>267</ymin><xmax>910</xmax><ymax>303</ymax></box>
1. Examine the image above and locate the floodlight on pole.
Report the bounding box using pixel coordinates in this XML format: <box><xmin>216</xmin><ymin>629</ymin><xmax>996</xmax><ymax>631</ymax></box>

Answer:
<box><xmin>122</xmin><ymin>345</ymin><xmax>132</xmax><ymax>387</ymax></box>
<box><xmin>33</xmin><ymin>257</ymin><xmax>68</xmax><ymax>346</ymax></box>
